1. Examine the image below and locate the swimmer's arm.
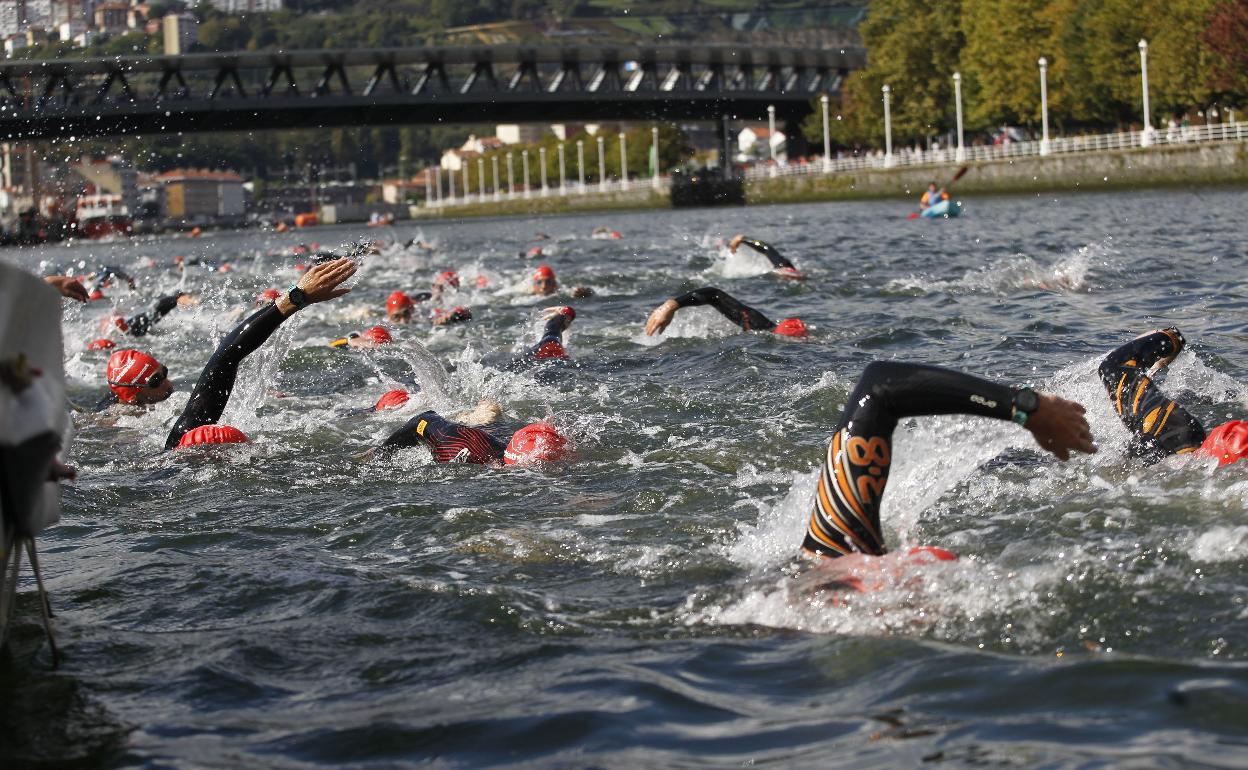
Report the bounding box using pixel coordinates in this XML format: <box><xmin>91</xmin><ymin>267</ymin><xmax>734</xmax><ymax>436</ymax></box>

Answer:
<box><xmin>739</xmin><ymin>238</ymin><xmax>793</xmax><ymax>270</ymax></box>
<box><xmin>125</xmin><ymin>292</ymin><xmax>186</xmax><ymax>337</ymax></box>
<box><xmin>164</xmin><ymin>259</ymin><xmax>357</xmax><ymax>449</ymax></box>
<box><xmin>1098</xmin><ymin>328</ymin><xmax>1184</xmax><ymax>383</ymax></box>
<box><xmin>676</xmin><ymin>287</ymin><xmax>774</xmax><ymax>331</ymax></box>
<box><xmin>1098</xmin><ymin>329</ymin><xmax>1204</xmax><ymax>458</ymax></box>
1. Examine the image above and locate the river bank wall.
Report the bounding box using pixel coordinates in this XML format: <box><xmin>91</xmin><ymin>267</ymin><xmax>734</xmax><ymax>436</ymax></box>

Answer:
<box><xmin>409</xmin><ymin>140</ymin><xmax>1247</xmax><ymax>220</ymax></box>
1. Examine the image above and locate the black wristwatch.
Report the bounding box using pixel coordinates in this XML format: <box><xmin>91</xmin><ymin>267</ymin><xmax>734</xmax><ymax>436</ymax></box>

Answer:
<box><xmin>1012</xmin><ymin>387</ymin><xmax>1039</xmax><ymax>426</ymax></box>
<box><xmin>287</xmin><ymin>286</ymin><xmax>309</xmax><ymax>310</ymax></box>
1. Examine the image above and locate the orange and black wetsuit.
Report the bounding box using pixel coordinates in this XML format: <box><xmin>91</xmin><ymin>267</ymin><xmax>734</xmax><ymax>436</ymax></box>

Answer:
<box><xmin>802</xmin><ymin>361</ymin><xmax>1024</xmax><ymax>558</ymax></box>
<box><xmin>736</xmin><ymin>237</ymin><xmax>796</xmax><ymax>271</ymax></box>
<box><xmin>1098</xmin><ymin>328</ymin><xmax>1205</xmax><ymax>461</ymax></box>
<box><xmin>675</xmin><ymin>287</ymin><xmax>774</xmax><ymax>332</ymax></box>
<box><xmin>382</xmin><ymin>411</ymin><xmax>506</xmax><ymax>464</ymax></box>
<box><xmin>164</xmin><ymin>304</ymin><xmax>287</xmax><ymax>449</ymax></box>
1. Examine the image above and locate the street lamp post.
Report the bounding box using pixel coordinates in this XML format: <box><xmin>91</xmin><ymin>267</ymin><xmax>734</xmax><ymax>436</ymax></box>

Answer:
<box><xmin>558</xmin><ymin>142</ymin><xmax>566</xmax><ymax>194</ymax></box>
<box><xmin>462</xmin><ymin>165</ymin><xmax>469</xmax><ymax>202</ymax></box>
<box><xmin>597</xmin><ymin>135</ymin><xmax>606</xmax><ymax>191</ymax></box>
<box><xmin>492</xmin><ymin>156</ymin><xmax>500</xmax><ymax>201</ymax></box>
<box><xmin>651</xmin><ymin>125</ymin><xmax>661</xmax><ymax>189</ymax></box>
<box><xmin>506</xmin><ymin>152</ymin><xmax>515</xmax><ymax>197</ymax></box>
<box><xmin>424</xmin><ymin>172</ymin><xmax>432</xmax><ymax>208</ymax></box>
<box><xmin>953</xmin><ymin>72</ymin><xmax>966</xmax><ymax>162</ymax></box>
<box><xmin>539</xmin><ymin>146</ymin><xmax>548</xmax><ymax>196</ymax></box>
<box><xmin>577</xmin><ymin>139</ymin><xmax>585</xmax><ymax>193</ymax></box>
<box><xmin>1038</xmin><ymin>57</ymin><xmax>1051</xmax><ymax>156</ymax></box>
<box><xmin>619</xmin><ymin>132</ymin><xmax>629</xmax><ymax>190</ymax></box>
<box><xmin>767</xmin><ymin>103</ymin><xmax>777</xmax><ymax>176</ymax></box>
<box><xmin>477</xmin><ymin>157</ymin><xmax>486</xmax><ymax>200</ymax></box>
<box><xmin>448</xmin><ymin>164</ymin><xmax>456</xmax><ymax>201</ymax></box>
<box><xmin>820</xmin><ymin>93</ymin><xmax>831</xmax><ymax>171</ymax></box>
<box><xmin>521</xmin><ymin>149</ymin><xmax>530</xmax><ymax>199</ymax></box>
<box><xmin>882</xmin><ymin>85</ymin><xmax>894</xmax><ymax>168</ymax></box>
<box><xmin>434</xmin><ymin>166</ymin><xmax>442</xmax><ymax>207</ymax></box>
<box><xmin>1138</xmin><ymin>39</ymin><xmax>1152</xmax><ymax>147</ymax></box>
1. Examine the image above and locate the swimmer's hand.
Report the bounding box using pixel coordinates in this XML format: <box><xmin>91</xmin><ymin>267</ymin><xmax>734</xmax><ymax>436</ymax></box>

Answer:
<box><xmin>45</xmin><ymin>275</ymin><xmax>89</xmax><ymax>302</ymax></box>
<box><xmin>1025</xmin><ymin>393</ymin><xmax>1096</xmax><ymax>461</ymax></box>
<box><xmin>645</xmin><ymin>299</ymin><xmax>680</xmax><ymax>336</ymax></box>
<box><xmin>278</xmin><ymin>257</ymin><xmax>356</xmax><ymax>316</ymax></box>
<box><xmin>452</xmin><ymin>399</ymin><xmax>502</xmax><ymax>427</ymax></box>
<box><xmin>1143</xmin><ymin>327</ymin><xmax>1185</xmax><ymax>376</ymax></box>
<box><xmin>541</xmin><ymin>306</ymin><xmax>576</xmax><ymax>327</ymax></box>
<box><xmin>728</xmin><ymin>234</ymin><xmax>745</xmax><ymax>253</ymax></box>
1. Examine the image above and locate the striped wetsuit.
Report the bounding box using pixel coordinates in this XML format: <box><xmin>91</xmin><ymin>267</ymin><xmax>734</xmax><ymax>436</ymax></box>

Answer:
<box><xmin>1098</xmin><ymin>328</ymin><xmax>1205</xmax><ymax>460</ymax></box>
<box><xmin>383</xmin><ymin>411</ymin><xmax>507</xmax><ymax>464</ymax></box>
<box><xmin>802</xmin><ymin>361</ymin><xmax>1021</xmax><ymax>559</ymax></box>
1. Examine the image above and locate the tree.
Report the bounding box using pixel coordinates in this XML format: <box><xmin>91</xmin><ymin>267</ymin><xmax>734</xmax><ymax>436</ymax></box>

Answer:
<box><xmin>1202</xmin><ymin>0</ymin><xmax>1248</xmax><ymax>103</ymax></box>
<box><xmin>959</xmin><ymin>0</ymin><xmax>1053</xmax><ymax>130</ymax></box>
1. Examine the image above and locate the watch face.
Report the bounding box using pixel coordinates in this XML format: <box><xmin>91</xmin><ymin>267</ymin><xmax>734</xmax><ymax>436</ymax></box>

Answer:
<box><xmin>1016</xmin><ymin>389</ymin><xmax>1039</xmax><ymax>413</ymax></box>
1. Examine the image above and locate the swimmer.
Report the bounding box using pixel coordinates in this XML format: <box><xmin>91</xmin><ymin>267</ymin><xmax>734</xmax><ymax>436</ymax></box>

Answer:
<box><xmin>527</xmin><ymin>306</ymin><xmax>576</xmax><ymax>361</ymax></box>
<box><xmin>1099</xmin><ymin>327</ymin><xmax>1248</xmax><ymax>465</ymax></box>
<box><xmin>165</xmin><ymin>258</ymin><xmax>357</xmax><ymax>449</ymax></box>
<box><xmin>331</xmin><ymin>325</ymin><xmax>394</xmax><ymax>349</ymax></box>
<box><xmin>111</xmin><ymin>292</ymin><xmax>198</xmax><ymax>337</ymax></box>
<box><xmin>95</xmin><ymin>347</ymin><xmax>175</xmax><ymax>410</ymax></box>
<box><xmin>86</xmin><ymin>264</ymin><xmax>136</xmax><ymax>299</ymax></box>
<box><xmin>645</xmin><ymin>287</ymin><xmax>807</xmax><ymax>337</ymax></box>
<box><xmin>802</xmin><ymin>361</ymin><xmax>1096</xmax><ymax>559</ymax></box>
<box><xmin>531</xmin><ymin>265</ymin><xmax>592</xmax><ymax>298</ymax></box>
<box><xmin>380</xmin><ymin>410</ymin><xmax>567</xmax><ymax>466</ymax></box>
<box><xmin>728</xmin><ymin>234</ymin><xmax>806</xmax><ymax>280</ymax></box>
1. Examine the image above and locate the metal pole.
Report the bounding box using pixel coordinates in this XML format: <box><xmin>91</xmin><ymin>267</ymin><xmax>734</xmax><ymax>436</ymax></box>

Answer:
<box><xmin>434</xmin><ymin>166</ymin><xmax>442</xmax><ymax>207</ymax></box>
<box><xmin>1038</xmin><ymin>58</ymin><xmax>1051</xmax><ymax>156</ymax></box>
<box><xmin>448</xmin><ymin>164</ymin><xmax>456</xmax><ymax>201</ymax></box>
<box><xmin>1139</xmin><ymin>39</ymin><xmax>1152</xmax><ymax>147</ymax></box>
<box><xmin>953</xmin><ymin>73</ymin><xmax>966</xmax><ymax>162</ymax></box>
<box><xmin>558</xmin><ymin>142</ymin><xmax>566</xmax><ymax>194</ymax></box>
<box><xmin>507</xmin><ymin>152</ymin><xmax>515</xmax><ymax>197</ymax></box>
<box><xmin>522</xmin><ymin>149</ymin><xmax>530</xmax><ymax>199</ymax></box>
<box><xmin>820</xmin><ymin>93</ymin><xmax>831</xmax><ymax>171</ymax></box>
<box><xmin>539</xmin><ymin>147</ymin><xmax>548</xmax><ymax>196</ymax></box>
<box><xmin>477</xmin><ymin>157</ymin><xmax>486</xmax><ymax>200</ymax></box>
<box><xmin>577</xmin><ymin>139</ymin><xmax>585</xmax><ymax>193</ymax></box>
<box><xmin>597</xmin><ymin>135</ymin><xmax>606</xmax><ymax>191</ymax></box>
<box><xmin>882</xmin><ymin>85</ymin><xmax>894</xmax><ymax>167</ymax></box>
<box><xmin>462</xmin><ymin>165</ymin><xmax>469</xmax><ymax>202</ymax></box>
<box><xmin>492</xmin><ymin>156</ymin><xmax>500</xmax><ymax>201</ymax></box>
<box><xmin>619</xmin><ymin>132</ymin><xmax>629</xmax><ymax>190</ymax></box>
<box><xmin>651</xmin><ymin>125</ymin><xmax>661</xmax><ymax>189</ymax></box>
<box><xmin>767</xmin><ymin>103</ymin><xmax>777</xmax><ymax>176</ymax></box>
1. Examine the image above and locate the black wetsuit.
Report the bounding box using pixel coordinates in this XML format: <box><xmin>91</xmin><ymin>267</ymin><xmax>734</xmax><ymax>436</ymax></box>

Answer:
<box><xmin>164</xmin><ymin>305</ymin><xmax>286</xmax><ymax>449</ymax></box>
<box><xmin>123</xmin><ymin>293</ymin><xmax>183</xmax><ymax>337</ymax></box>
<box><xmin>737</xmin><ymin>237</ymin><xmax>796</xmax><ymax>270</ymax></box>
<box><xmin>529</xmin><ymin>313</ymin><xmax>572</xmax><ymax>357</ymax></box>
<box><xmin>802</xmin><ymin>361</ymin><xmax>1023</xmax><ymax>558</ymax></box>
<box><xmin>90</xmin><ymin>265</ymin><xmax>134</xmax><ymax>294</ymax></box>
<box><xmin>382</xmin><ymin>411</ymin><xmax>507</xmax><ymax>464</ymax></box>
<box><xmin>1098</xmin><ymin>328</ymin><xmax>1206</xmax><ymax>461</ymax></box>
<box><xmin>675</xmin><ymin>287</ymin><xmax>775</xmax><ymax>332</ymax></box>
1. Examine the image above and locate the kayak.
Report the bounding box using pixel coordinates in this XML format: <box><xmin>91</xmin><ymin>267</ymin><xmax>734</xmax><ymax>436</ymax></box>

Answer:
<box><xmin>920</xmin><ymin>199</ymin><xmax>962</xmax><ymax>218</ymax></box>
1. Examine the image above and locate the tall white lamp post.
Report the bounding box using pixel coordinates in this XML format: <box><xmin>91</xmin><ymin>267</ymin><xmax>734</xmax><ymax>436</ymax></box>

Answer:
<box><xmin>1038</xmin><ymin>57</ymin><xmax>1051</xmax><ymax>156</ymax></box>
<box><xmin>596</xmin><ymin>135</ymin><xmax>606</xmax><ymax>191</ymax></box>
<box><xmin>766</xmin><ymin>103</ymin><xmax>777</xmax><ymax>176</ymax></box>
<box><xmin>820</xmin><ymin>93</ymin><xmax>831</xmax><ymax>171</ymax></box>
<box><xmin>651</xmin><ymin>125</ymin><xmax>661</xmax><ymax>189</ymax></box>
<box><xmin>521</xmin><ymin>149</ymin><xmax>530</xmax><ymax>199</ymax></box>
<box><xmin>492</xmin><ymin>156</ymin><xmax>500</xmax><ymax>201</ymax></box>
<box><xmin>477</xmin><ymin>157</ymin><xmax>486</xmax><ymax>200</ymax></box>
<box><xmin>882</xmin><ymin>84</ymin><xmax>894</xmax><ymax>168</ymax></box>
<box><xmin>577</xmin><ymin>139</ymin><xmax>585</xmax><ymax>193</ymax></box>
<box><xmin>953</xmin><ymin>72</ymin><xmax>966</xmax><ymax>162</ymax></box>
<box><xmin>539</xmin><ymin>146</ymin><xmax>548</xmax><ymax>196</ymax></box>
<box><xmin>558</xmin><ymin>142</ymin><xmax>566</xmax><ymax>194</ymax></box>
<box><xmin>506</xmin><ymin>152</ymin><xmax>515</xmax><ymax>197</ymax></box>
<box><xmin>619</xmin><ymin>132</ymin><xmax>629</xmax><ymax>190</ymax></box>
<box><xmin>1139</xmin><ymin>39</ymin><xmax>1152</xmax><ymax>147</ymax></box>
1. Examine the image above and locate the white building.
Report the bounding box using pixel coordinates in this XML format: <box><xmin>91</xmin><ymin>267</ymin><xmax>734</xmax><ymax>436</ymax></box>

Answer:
<box><xmin>737</xmin><ymin>126</ymin><xmax>786</xmax><ymax>162</ymax></box>
<box><xmin>496</xmin><ymin>124</ymin><xmax>547</xmax><ymax>145</ymax></box>
<box><xmin>3</xmin><ymin>33</ymin><xmax>25</xmax><ymax>56</ymax></box>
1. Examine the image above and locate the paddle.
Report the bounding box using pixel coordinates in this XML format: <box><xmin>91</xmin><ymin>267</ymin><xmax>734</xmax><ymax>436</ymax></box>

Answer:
<box><xmin>909</xmin><ymin>165</ymin><xmax>970</xmax><ymax>218</ymax></box>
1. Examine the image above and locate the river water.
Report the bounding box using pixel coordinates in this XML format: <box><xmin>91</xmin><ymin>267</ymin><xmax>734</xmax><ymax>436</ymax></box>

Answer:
<box><xmin>4</xmin><ymin>188</ymin><xmax>1248</xmax><ymax>768</ymax></box>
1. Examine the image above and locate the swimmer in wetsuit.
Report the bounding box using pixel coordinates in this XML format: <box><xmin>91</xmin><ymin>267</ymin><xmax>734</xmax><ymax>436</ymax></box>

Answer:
<box><xmin>728</xmin><ymin>235</ymin><xmax>805</xmax><ymax>279</ymax></box>
<box><xmin>381</xmin><ymin>411</ymin><xmax>567</xmax><ymax>465</ymax></box>
<box><xmin>645</xmin><ymin>286</ymin><xmax>807</xmax><ymax>337</ymax></box>
<box><xmin>116</xmin><ymin>292</ymin><xmax>198</xmax><ymax>337</ymax></box>
<box><xmin>164</xmin><ymin>258</ymin><xmax>357</xmax><ymax>449</ymax></box>
<box><xmin>1098</xmin><ymin>327</ymin><xmax>1248</xmax><ymax>465</ymax></box>
<box><xmin>527</xmin><ymin>306</ymin><xmax>576</xmax><ymax>360</ymax></box>
<box><xmin>802</xmin><ymin>361</ymin><xmax>1095</xmax><ymax>559</ymax></box>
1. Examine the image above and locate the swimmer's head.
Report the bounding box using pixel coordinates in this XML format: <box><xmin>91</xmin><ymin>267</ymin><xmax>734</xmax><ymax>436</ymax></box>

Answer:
<box><xmin>257</xmin><ymin>288</ymin><xmax>281</xmax><ymax>305</ymax></box>
<box><xmin>772</xmin><ymin>318</ymin><xmax>808</xmax><ymax>337</ymax></box>
<box><xmin>533</xmin><ymin>265</ymin><xmax>557</xmax><ymax>295</ymax></box>
<box><xmin>386</xmin><ymin>290</ymin><xmax>414</xmax><ymax>322</ymax></box>
<box><xmin>87</xmin><ymin>338</ymin><xmax>115</xmax><ymax>351</ymax></box>
<box><xmin>364</xmin><ymin>326</ymin><xmax>393</xmax><ymax>345</ymax></box>
<box><xmin>1200</xmin><ymin>420</ymin><xmax>1248</xmax><ymax>466</ymax></box>
<box><xmin>106</xmin><ymin>348</ymin><xmax>173</xmax><ymax>404</ymax></box>
<box><xmin>504</xmin><ymin>422</ymin><xmax>569</xmax><ymax>465</ymax></box>
<box><xmin>176</xmin><ymin>424</ymin><xmax>248</xmax><ymax>448</ymax></box>
<box><xmin>88</xmin><ymin>289</ymin><xmax>105</xmax><ymax>301</ymax></box>
<box><xmin>434</xmin><ymin>270</ymin><xmax>460</xmax><ymax>290</ymax></box>
<box><xmin>374</xmin><ymin>389</ymin><xmax>410</xmax><ymax>411</ymax></box>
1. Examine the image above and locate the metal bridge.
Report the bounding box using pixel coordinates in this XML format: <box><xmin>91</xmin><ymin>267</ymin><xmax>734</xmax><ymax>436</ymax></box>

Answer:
<box><xmin>0</xmin><ymin>43</ymin><xmax>865</xmax><ymax>140</ymax></box>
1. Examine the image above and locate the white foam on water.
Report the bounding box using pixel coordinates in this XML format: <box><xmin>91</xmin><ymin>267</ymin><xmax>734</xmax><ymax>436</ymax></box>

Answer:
<box><xmin>1185</xmin><ymin>526</ymin><xmax>1248</xmax><ymax>563</ymax></box>
<box><xmin>888</xmin><ymin>239</ymin><xmax>1117</xmax><ymax>295</ymax></box>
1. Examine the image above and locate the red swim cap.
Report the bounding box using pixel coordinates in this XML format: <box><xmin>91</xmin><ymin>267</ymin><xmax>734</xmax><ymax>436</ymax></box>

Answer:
<box><xmin>374</xmin><ymin>389</ymin><xmax>410</xmax><ymax>411</ymax></box>
<box><xmin>476</xmin><ymin>275</ymin><xmax>490</xmax><ymax>288</ymax></box>
<box><xmin>556</xmin><ymin>306</ymin><xmax>576</xmax><ymax>321</ymax></box>
<box><xmin>259</xmin><ymin>288</ymin><xmax>280</xmax><ymax>302</ymax></box>
<box><xmin>504</xmin><ymin>422</ymin><xmax>569</xmax><ymax>465</ymax></box>
<box><xmin>773</xmin><ymin>318</ymin><xmax>808</xmax><ymax>337</ymax></box>
<box><xmin>176</xmin><ymin>424</ymin><xmax>249</xmax><ymax>448</ymax></box>
<box><xmin>534</xmin><ymin>340</ymin><xmax>568</xmax><ymax>360</ymax></box>
<box><xmin>434</xmin><ymin>270</ymin><xmax>460</xmax><ymax>289</ymax></box>
<box><xmin>89</xmin><ymin>289</ymin><xmax>105</xmax><ymax>301</ymax></box>
<box><xmin>534</xmin><ymin>264</ymin><xmax>556</xmax><ymax>280</ymax></box>
<box><xmin>386</xmin><ymin>291</ymin><xmax>413</xmax><ymax>312</ymax></box>
<box><xmin>105</xmin><ymin>349</ymin><xmax>163</xmax><ymax>403</ymax></box>
<box><xmin>610</xmin><ymin>230</ymin><xmax>622</xmax><ymax>239</ymax></box>
<box><xmin>1200</xmin><ymin>420</ymin><xmax>1248</xmax><ymax>466</ymax></box>
<box><xmin>907</xmin><ymin>546</ymin><xmax>958</xmax><ymax>562</ymax></box>
<box><xmin>365</xmin><ymin>326</ymin><xmax>393</xmax><ymax>345</ymax></box>
<box><xmin>87</xmin><ymin>338</ymin><xmax>115</xmax><ymax>350</ymax></box>
<box><xmin>527</xmin><ymin>246</ymin><xmax>543</xmax><ymax>257</ymax></box>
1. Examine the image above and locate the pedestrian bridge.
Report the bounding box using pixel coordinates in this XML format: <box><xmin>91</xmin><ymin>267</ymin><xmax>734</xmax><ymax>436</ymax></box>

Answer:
<box><xmin>0</xmin><ymin>43</ymin><xmax>865</xmax><ymax>140</ymax></box>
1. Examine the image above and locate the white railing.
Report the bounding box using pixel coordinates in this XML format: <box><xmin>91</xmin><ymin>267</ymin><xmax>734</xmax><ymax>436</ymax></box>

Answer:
<box><xmin>744</xmin><ymin>120</ymin><xmax>1248</xmax><ymax>181</ymax></box>
<box><xmin>428</xmin><ymin>176</ymin><xmax>670</xmax><ymax>208</ymax></box>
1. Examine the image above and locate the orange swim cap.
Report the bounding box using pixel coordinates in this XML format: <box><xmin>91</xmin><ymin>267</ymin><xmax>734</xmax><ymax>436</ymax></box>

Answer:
<box><xmin>374</xmin><ymin>389</ymin><xmax>410</xmax><ymax>411</ymax></box>
<box><xmin>365</xmin><ymin>326</ymin><xmax>393</xmax><ymax>345</ymax></box>
<box><xmin>1200</xmin><ymin>420</ymin><xmax>1248</xmax><ymax>465</ymax></box>
<box><xmin>176</xmin><ymin>424</ymin><xmax>248</xmax><ymax>448</ymax></box>
<box><xmin>773</xmin><ymin>318</ymin><xmax>808</xmax><ymax>337</ymax></box>
<box><xmin>503</xmin><ymin>423</ymin><xmax>569</xmax><ymax>465</ymax></box>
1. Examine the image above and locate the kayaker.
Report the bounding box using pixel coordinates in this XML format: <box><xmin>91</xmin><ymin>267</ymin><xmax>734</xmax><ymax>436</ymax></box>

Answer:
<box><xmin>645</xmin><ymin>286</ymin><xmax>807</xmax><ymax>337</ymax></box>
<box><xmin>919</xmin><ymin>182</ymin><xmax>948</xmax><ymax>211</ymax></box>
<box><xmin>802</xmin><ymin>361</ymin><xmax>1095</xmax><ymax>559</ymax></box>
